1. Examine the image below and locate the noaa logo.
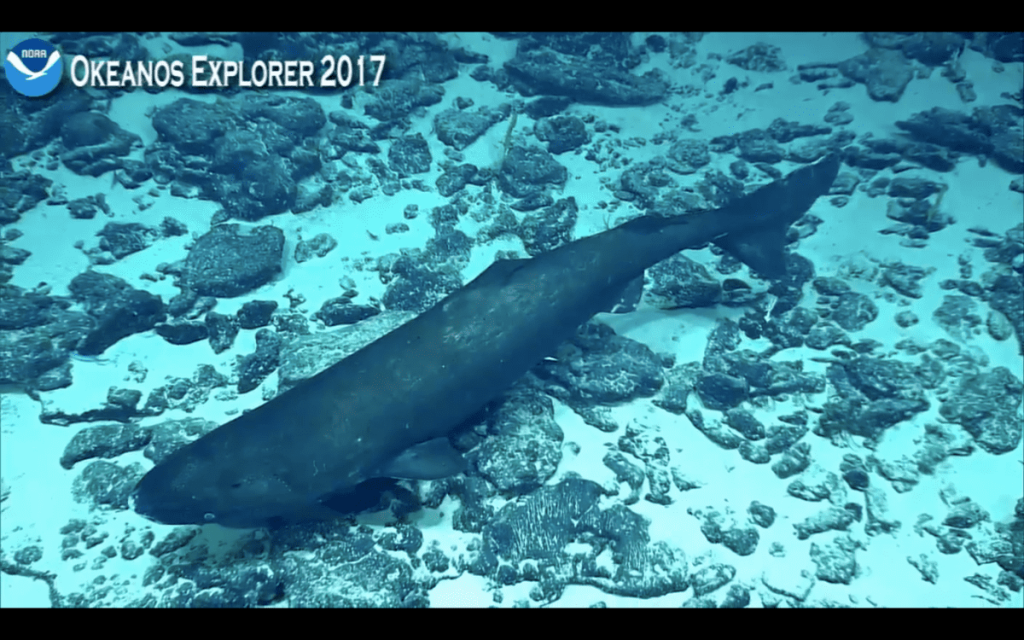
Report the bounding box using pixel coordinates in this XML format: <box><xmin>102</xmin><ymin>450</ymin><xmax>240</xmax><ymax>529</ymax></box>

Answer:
<box><xmin>4</xmin><ymin>37</ymin><xmax>63</xmax><ymax>97</ymax></box>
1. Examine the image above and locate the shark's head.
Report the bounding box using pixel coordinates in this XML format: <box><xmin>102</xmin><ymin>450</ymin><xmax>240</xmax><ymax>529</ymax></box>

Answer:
<box><xmin>130</xmin><ymin>431</ymin><xmax>413</xmax><ymax>529</ymax></box>
<box><xmin>130</xmin><ymin>439</ymin><xmax>311</xmax><ymax>529</ymax></box>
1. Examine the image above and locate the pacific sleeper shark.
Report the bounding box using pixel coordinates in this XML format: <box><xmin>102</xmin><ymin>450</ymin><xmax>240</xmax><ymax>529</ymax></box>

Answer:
<box><xmin>131</xmin><ymin>154</ymin><xmax>842</xmax><ymax>529</ymax></box>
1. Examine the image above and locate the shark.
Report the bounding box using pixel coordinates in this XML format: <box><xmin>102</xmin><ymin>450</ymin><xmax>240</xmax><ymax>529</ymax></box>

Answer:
<box><xmin>131</xmin><ymin>153</ymin><xmax>841</xmax><ymax>529</ymax></box>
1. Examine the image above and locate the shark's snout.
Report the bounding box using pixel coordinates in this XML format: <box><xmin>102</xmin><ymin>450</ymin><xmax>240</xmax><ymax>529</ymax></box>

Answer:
<box><xmin>131</xmin><ymin>475</ymin><xmax>169</xmax><ymax>523</ymax></box>
<box><xmin>130</xmin><ymin>488</ymin><xmax>157</xmax><ymax>523</ymax></box>
<box><xmin>131</xmin><ymin>463</ymin><xmax>216</xmax><ymax>526</ymax></box>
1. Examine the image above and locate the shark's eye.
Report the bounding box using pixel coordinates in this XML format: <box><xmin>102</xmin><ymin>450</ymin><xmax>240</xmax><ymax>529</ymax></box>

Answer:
<box><xmin>228</xmin><ymin>475</ymin><xmax>288</xmax><ymax>497</ymax></box>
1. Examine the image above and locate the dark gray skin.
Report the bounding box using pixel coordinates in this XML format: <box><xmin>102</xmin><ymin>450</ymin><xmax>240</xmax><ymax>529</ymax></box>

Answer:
<box><xmin>132</xmin><ymin>154</ymin><xmax>840</xmax><ymax>528</ymax></box>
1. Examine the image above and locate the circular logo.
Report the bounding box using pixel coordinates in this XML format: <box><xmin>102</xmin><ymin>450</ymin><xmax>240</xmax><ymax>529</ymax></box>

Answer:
<box><xmin>4</xmin><ymin>37</ymin><xmax>63</xmax><ymax>97</ymax></box>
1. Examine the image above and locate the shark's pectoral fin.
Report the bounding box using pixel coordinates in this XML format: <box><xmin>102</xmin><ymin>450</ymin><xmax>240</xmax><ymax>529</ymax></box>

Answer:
<box><xmin>314</xmin><ymin>477</ymin><xmax>409</xmax><ymax>517</ymax></box>
<box><xmin>599</xmin><ymin>273</ymin><xmax>645</xmax><ymax>314</ymax></box>
<box><xmin>378</xmin><ymin>437</ymin><xmax>467</xmax><ymax>480</ymax></box>
<box><xmin>311</xmin><ymin>440</ymin><xmax>462</xmax><ymax>518</ymax></box>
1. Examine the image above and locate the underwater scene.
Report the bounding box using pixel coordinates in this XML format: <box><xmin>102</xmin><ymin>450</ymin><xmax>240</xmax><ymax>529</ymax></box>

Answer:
<box><xmin>0</xmin><ymin>32</ymin><xmax>1022</xmax><ymax>607</ymax></box>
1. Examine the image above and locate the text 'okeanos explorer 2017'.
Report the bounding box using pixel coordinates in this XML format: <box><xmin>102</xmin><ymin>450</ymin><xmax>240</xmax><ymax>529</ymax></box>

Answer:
<box><xmin>68</xmin><ymin>54</ymin><xmax>387</xmax><ymax>89</ymax></box>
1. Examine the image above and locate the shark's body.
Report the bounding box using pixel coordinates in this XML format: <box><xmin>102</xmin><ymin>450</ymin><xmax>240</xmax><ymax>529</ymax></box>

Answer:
<box><xmin>132</xmin><ymin>154</ymin><xmax>840</xmax><ymax>528</ymax></box>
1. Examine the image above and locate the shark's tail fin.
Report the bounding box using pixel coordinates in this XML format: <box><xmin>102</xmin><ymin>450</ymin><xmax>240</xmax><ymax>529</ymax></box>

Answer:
<box><xmin>713</xmin><ymin>154</ymin><xmax>840</xmax><ymax>279</ymax></box>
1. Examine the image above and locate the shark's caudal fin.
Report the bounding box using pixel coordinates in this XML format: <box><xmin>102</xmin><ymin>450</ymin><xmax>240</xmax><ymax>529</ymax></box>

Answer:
<box><xmin>714</xmin><ymin>222</ymin><xmax>792</xmax><ymax>280</ymax></box>
<box><xmin>713</xmin><ymin>154</ymin><xmax>840</xmax><ymax>280</ymax></box>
